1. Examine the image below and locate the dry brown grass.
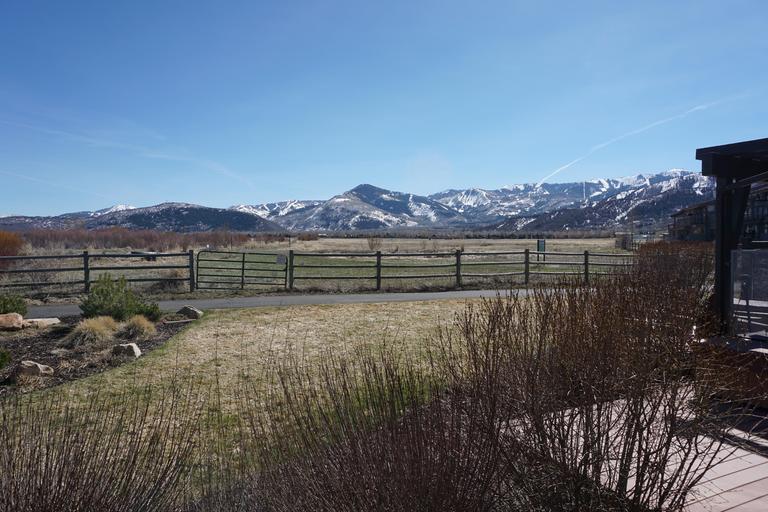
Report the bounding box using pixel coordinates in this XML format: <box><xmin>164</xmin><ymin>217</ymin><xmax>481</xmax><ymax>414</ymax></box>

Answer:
<box><xmin>43</xmin><ymin>300</ymin><xmax>471</xmax><ymax>414</ymax></box>
<box><xmin>62</xmin><ymin>316</ymin><xmax>119</xmax><ymax>350</ymax></box>
<box><xmin>241</xmin><ymin>236</ymin><xmax>621</xmax><ymax>254</ymax></box>
<box><xmin>118</xmin><ymin>315</ymin><xmax>157</xmax><ymax>340</ymax></box>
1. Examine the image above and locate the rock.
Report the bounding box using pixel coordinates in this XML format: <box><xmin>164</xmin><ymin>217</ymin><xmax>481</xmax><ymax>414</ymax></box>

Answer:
<box><xmin>22</xmin><ymin>318</ymin><xmax>61</xmax><ymax>329</ymax></box>
<box><xmin>19</xmin><ymin>360</ymin><xmax>54</xmax><ymax>376</ymax></box>
<box><xmin>177</xmin><ymin>305</ymin><xmax>204</xmax><ymax>319</ymax></box>
<box><xmin>112</xmin><ymin>343</ymin><xmax>142</xmax><ymax>358</ymax></box>
<box><xmin>0</xmin><ymin>313</ymin><xmax>23</xmax><ymax>331</ymax></box>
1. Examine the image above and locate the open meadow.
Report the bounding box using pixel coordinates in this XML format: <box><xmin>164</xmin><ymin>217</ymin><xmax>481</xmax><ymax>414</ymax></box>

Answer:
<box><xmin>3</xmin><ymin>242</ymin><xmax>764</xmax><ymax>512</ymax></box>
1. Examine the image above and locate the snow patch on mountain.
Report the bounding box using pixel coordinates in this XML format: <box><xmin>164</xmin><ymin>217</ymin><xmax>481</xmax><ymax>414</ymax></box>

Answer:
<box><xmin>0</xmin><ymin>169</ymin><xmax>715</xmax><ymax>233</ymax></box>
<box><xmin>91</xmin><ymin>204</ymin><xmax>136</xmax><ymax>217</ymax></box>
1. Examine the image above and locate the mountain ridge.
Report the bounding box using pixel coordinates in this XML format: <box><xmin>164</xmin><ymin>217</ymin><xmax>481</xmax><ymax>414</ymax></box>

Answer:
<box><xmin>0</xmin><ymin>170</ymin><xmax>713</xmax><ymax>233</ymax></box>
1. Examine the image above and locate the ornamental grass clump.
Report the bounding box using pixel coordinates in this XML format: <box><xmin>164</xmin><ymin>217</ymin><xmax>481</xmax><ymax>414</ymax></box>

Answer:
<box><xmin>62</xmin><ymin>316</ymin><xmax>119</xmax><ymax>350</ymax></box>
<box><xmin>118</xmin><ymin>314</ymin><xmax>157</xmax><ymax>341</ymax></box>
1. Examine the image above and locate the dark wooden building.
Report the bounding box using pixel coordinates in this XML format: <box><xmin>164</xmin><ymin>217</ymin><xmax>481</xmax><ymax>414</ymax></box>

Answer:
<box><xmin>668</xmin><ymin>184</ymin><xmax>768</xmax><ymax>242</ymax></box>
<box><xmin>668</xmin><ymin>200</ymin><xmax>716</xmax><ymax>241</ymax></box>
<box><xmin>696</xmin><ymin>137</ymin><xmax>768</xmax><ymax>331</ymax></box>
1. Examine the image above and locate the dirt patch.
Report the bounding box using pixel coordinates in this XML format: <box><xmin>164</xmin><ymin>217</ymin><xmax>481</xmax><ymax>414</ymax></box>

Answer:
<box><xmin>0</xmin><ymin>317</ymin><xmax>186</xmax><ymax>396</ymax></box>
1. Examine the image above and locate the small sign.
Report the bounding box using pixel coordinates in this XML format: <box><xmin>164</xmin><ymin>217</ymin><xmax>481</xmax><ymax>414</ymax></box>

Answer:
<box><xmin>276</xmin><ymin>254</ymin><xmax>288</xmax><ymax>265</ymax></box>
<box><xmin>537</xmin><ymin>239</ymin><xmax>545</xmax><ymax>262</ymax></box>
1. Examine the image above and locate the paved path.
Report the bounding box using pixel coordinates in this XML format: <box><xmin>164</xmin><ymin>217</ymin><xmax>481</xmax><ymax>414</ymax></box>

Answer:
<box><xmin>27</xmin><ymin>289</ymin><xmax>513</xmax><ymax>318</ymax></box>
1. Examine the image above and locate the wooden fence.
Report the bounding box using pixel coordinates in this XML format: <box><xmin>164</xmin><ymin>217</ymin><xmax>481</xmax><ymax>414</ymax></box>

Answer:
<box><xmin>289</xmin><ymin>249</ymin><xmax>632</xmax><ymax>290</ymax></box>
<box><xmin>0</xmin><ymin>251</ymin><xmax>195</xmax><ymax>293</ymax></box>
<box><xmin>0</xmin><ymin>249</ymin><xmax>632</xmax><ymax>295</ymax></box>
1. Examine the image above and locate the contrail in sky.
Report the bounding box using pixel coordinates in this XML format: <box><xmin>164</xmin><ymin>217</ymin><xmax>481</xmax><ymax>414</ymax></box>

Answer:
<box><xmin>535</xmin><ymin>95</ymin><xmax>744</xmax><ymax>187</ymax></box>
<box><xmin>0</xmin><ymin>169</ymin><xmax>114</xmax><ymax>201</ymax></box>
<box><xmin>0</xmin><ymin>119</ymin><xmax>257</xmax><ymax>190</ymax></box>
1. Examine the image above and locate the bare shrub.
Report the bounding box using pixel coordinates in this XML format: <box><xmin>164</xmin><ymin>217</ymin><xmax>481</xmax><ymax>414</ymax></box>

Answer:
<box><xmin>190</xmin><ymin>349</ymin><xmax>508</xmax><ymax>512</ymax></box>
<box><xmin>189</xmin><ymin>243</ymin><xmax>736</xmax><ymax>511</ymax></box>
<box><xmin>118</xmin><ymin>315</ymin><xmax>157</xmax><ymax>340</ymax></box>
<box><xmin>429</xmin><ymin>244</ymin><xmax>747</xmax><ymax>511</ymax></box>
<box><xmin>0</xmin><ymin>231</ymin><xmax>23</xmax><ymax>270</ymax></box>
<box><xmin>0</xmin><ymin>385</ymin><xmax>202</xmax><ymax>512</ymax></box>
<box><xmin>21</xmin><ymin>227</ymin><xmax>251</xmax><ymax>251</ymax></box>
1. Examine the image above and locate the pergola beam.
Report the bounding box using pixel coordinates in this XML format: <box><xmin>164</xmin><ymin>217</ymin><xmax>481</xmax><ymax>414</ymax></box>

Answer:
<box><xmin>696</xmin><ymin>137</ymin><xmax>768</xmax><ymax>333</ymax></box>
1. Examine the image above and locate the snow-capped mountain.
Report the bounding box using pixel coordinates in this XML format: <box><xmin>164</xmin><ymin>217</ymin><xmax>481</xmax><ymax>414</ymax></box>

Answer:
<box><xmin>233</xmin><ymin>185</ymin><xmax>466</xmax><ymax>231</ymax></box>
<box><xmin>85</xmin><ymin>203</ymin><xmax>281</xmax><ymax>232</ymax></box>
<box><xmin>430</xmin><ymin>170</ymin><xmax>711</xmax><ymax>225</ymax></box>
<box><xmin>495</xmin><ymin>171</ymin><xmax>714</xmax><ymax>232</ymax></box>
<box><xmin>0</xmin><ymin>170</ymin><xmax>715</xmax><ymax>233</ymax></box>
<box><xmin>0</xmin><ymin>203</ymin><xmax>281</xmax><ymax>232</ymax></box>
<box><xmin>230</xmin><ymin>200</ymin><xmax>322</xmax><ymax>220</ymax></box>
<box><xmin>91</xmin><ymin>204</ymin><xmax>136</xmax><ymax>217</ymax></box>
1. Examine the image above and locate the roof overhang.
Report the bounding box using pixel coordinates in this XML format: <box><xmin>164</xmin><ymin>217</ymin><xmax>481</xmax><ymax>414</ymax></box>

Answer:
<box><xmin>697</xmin><ymin>137</ymin><xmax>768</xmax><ymax>179</ymax></box>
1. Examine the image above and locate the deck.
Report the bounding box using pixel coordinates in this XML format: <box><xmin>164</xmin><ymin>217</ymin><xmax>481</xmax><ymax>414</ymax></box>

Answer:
<box><xmin>687</xmin><ymin>412</ymin><xmax>768</xmax><ymax>511</ymax></box>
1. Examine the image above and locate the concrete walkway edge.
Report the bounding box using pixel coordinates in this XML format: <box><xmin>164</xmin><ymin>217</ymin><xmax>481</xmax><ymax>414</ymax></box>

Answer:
<box><xmin>27</xmin><ymin>289</ymin><xmax>518</xmax><ymax>319</ymax></box>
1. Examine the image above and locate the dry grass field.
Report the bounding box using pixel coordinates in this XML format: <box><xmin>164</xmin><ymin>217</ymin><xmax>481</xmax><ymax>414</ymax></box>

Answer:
<box><xmin>240</xmin><ymin>236</ymin><xmax>622</xmax><ymax>254</ymax></box>
<box><xmin>45</xmin><ymin>299</ymin><xmax>472</xmax><ymax>412</ymax></box>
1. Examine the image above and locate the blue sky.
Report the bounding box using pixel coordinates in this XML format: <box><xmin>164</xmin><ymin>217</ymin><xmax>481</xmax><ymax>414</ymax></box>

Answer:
<box><xmin>1</xmin><ymin>0</ymin><xmax>766</xmax><ymax>215</ymax></box>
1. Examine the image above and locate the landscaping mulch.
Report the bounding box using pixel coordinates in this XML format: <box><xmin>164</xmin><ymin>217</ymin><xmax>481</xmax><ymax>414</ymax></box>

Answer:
<box><xmin>0</xmin><ymin>317</ymin><xmax>188</xmax><ymax>396</ymax></box>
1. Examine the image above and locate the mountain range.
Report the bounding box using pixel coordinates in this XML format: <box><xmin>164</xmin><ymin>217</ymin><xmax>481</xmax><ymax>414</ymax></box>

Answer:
<box><xmin>0</xmin><ymin>170</ymin><xmax>714</xmax><ymax>233</ymax></box>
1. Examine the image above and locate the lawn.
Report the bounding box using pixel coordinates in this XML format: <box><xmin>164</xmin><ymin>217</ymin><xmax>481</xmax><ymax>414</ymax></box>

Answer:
<box><xmin>46</xmin><ymin>299</ymin><xmax>474</xmax><ymax>414</ymax></box>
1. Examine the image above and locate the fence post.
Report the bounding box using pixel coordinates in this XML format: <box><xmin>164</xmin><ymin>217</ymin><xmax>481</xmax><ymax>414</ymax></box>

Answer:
<box><xmin>288</xmin><ymin>250</ymin><xmax>294</xmax><ymax>290</ymax></box>
<box><xmin>240</xmin><ymin>252</ymin><xmax>246</xmax><ymax>290</ymax></box>
<box><xmin>584</xmin><ymin>250</ymin><xmax>590</xmax><ymax>285</ymax></box>
<box><xmin>188</xmin><ymin>250</ymin><xmax>195</xmax><ymax>292</ymax></box>
<box><xmin>455</xmin><ymin>249</ymin><xmax>462</xmax><ymax>288</ymax></box>
<box><xmin>524</xmin><ymin>249</ymin><xmax>530</xmax><ymax>285</ymax></box>
<box><xmin>375</xmin><ymin>251</ymin><xmax>382</xmax><ymax>291</ymax></box>
<box><xmin>83</xmin><ymin>251</ymin><xmax>90</xmax><ymax>293</ymax></box>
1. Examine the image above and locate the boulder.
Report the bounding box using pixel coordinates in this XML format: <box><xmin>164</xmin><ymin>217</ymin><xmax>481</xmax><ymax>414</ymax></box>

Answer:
<box><xmin>0</xmin><ymin>313</ymin><xmax>23</xmax><ymax>331</ymax></box>
<box><xmin>177</xmin><ymin>305</ymin><xmax>204</xmax><ymax>319</ymax></box>
<box><xmin>22</xmin><ymin>318</ymin><xmax>61</xmax><ymax>329</ymax></box>
<box><xmin>19</xmin><ymin>360</ymin><xmax>54</xmax><ymax>377</ymax></box>
<box><xmin>112</xmin><ymin>343</ymin><xmax>142</xmax><ymax>359</ymax></box>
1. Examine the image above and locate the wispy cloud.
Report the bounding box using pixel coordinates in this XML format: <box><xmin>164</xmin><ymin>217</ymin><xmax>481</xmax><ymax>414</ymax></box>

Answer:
<box><xmin>0</xmin><ymin>169</ymin><xmax>114</xmax><ymax>201</ymax></box>
<box><xmin>535</xmin><ymin>94</ymin><xmax>746</xmax><ymax>187</ymax></box>
<box><xmin>0</xmin><ymin>118</ymin><xmax>257</xmax><ymax>190</ymax></box>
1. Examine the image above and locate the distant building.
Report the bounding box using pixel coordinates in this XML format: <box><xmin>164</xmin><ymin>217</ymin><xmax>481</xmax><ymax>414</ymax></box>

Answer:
<box><xmin>668</xmin><ymin>200</ymin><xmax>715</xmax><ymax>241</ymax></box>
<box><xmin>668</xmin><ymin>184</ymin><xmax>768</xmax><ymax>243</ymax></box>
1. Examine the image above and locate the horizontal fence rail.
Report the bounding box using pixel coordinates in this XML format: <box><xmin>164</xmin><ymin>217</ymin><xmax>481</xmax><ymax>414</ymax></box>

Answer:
<box><xmin>196</xmin><ymin>250</ymin><xmax>288</xmax><ymax>290</ymax></box>
<box><xmin>0</xmin><ymin>251</ymin><xmax>195</xmax><ymax>293</ymax></box>
<box><xmin>1</xmin><ymin>248</ymin><xmax>634</xmax><ymax>296</ymax></box>
<box><xmin>283</xmin><ymin>249</ymin><xmax>633</xmax><ymax>291</ymax></box>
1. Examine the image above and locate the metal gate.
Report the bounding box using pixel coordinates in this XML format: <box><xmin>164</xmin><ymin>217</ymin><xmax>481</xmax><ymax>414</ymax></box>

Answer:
<box><xmin>196</xmin><ymin>250</ymin><xmax>288</xmax><ymax>290</ymax></box>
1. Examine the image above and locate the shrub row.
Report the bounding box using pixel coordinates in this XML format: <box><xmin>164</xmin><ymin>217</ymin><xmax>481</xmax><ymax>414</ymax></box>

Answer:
<box><xmin>20</xmin><ymin>227</ymin><xmax>254</xmax><ymax>251</ymax></box>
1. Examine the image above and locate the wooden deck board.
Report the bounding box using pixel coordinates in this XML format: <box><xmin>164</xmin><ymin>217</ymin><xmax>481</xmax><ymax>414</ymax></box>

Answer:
<box><xmin>686</xmin><ymin>433</ymin><xmax>768</xmax><ymax>512</ymax></box>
